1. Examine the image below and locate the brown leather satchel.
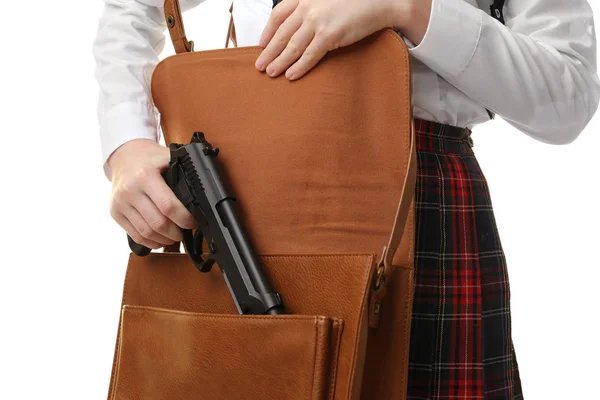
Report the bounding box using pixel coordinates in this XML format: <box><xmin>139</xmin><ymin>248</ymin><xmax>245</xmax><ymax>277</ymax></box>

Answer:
<box><xmin>107</xmin><ymin>1</ymin><xmax>416</xmax><ymax>398</ymax></box>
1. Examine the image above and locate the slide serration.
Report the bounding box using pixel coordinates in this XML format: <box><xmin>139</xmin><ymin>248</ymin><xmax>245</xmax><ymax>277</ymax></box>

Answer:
<box><xmin>180</xmin><ymin>153</ymin><xmax>203</xmax><ymax>190</ymax></box>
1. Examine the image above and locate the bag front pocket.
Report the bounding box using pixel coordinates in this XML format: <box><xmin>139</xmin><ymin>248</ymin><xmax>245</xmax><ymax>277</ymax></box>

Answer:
<box><xmin>111</xmin><ymin>305</ymin><xmax>344</xmax><ymax>400</ymax></box>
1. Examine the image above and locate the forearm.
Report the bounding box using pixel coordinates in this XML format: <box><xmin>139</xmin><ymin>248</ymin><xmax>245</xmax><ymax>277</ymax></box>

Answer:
<box><xmin>92</xmin><ymin>0</ymin><xmax>169</xmax><ymax>180</ymax></box>
<box><xmin>391</xmin><ymin>0</ymin><xmax>600</xmax><ymax>143</ymax></box>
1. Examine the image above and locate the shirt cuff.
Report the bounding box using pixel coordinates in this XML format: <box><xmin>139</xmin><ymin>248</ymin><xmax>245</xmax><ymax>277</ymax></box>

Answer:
<box><xmin>99</xmin><ymin>101</ymin><xmax>159</xmax><ymax>181</ymax></box>
<box><xmin>404</xmin><ymin>0</ymin><xmax>484</xmax><ymax>79</ymax></box>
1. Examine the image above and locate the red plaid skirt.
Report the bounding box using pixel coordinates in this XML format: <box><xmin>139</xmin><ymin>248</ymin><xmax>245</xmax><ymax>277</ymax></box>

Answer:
<box><xmin>407</xmin><ymin>119</ymin><xmax>524</xmax><ymax>399</ymax></box>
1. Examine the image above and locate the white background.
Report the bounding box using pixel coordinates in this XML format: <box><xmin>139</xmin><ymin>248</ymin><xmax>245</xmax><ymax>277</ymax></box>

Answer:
<box><xmin>0</xmin><ymin>0</ymin><xmax>598</xmax><ymax>399</ymax></box>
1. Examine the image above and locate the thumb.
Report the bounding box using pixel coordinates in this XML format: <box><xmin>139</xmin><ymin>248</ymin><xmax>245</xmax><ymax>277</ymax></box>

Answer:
<box><xmin>152</xmin><ymin>144</ymin><xmax>172</xmax><ymax>171</ymax></box>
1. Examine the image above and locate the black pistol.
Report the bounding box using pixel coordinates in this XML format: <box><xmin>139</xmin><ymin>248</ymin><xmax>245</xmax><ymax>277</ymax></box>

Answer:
<box><xmin>127</xmin><ymin>132</ymin><xmax>284</xmax><ymax>316</ymax></box>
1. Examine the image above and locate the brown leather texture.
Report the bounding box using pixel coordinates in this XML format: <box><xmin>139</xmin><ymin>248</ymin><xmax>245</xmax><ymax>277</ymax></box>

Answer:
<box><xmin>109</xmin><ymin>253</ymin><xmax>376</xmax><ymax>399</ymax></box>
<box><xmin>152</xmin><ymin>29</ymin><xmax>413</xmax><ymax>267</ymax></box>
<box><xmin>117</xmin><ymin>306</ymin><xmax>344</xmax><ymax>399</ymax></box>
<box><xmin>361</xmin><ymin>262</ymin><xmax>416</xmax><ymax>398</ymax></box>
<box><xmin>107</xmin><ymin>2</ymin><xmax>416</xmax><ymax>397</ymax></box>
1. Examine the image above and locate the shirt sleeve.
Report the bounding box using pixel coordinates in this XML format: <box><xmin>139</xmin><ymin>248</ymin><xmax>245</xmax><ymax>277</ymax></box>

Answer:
<box><xmin>402</xmin><ymin>0</ymin><xmax>600</xmax><ymax>144</ymax></box>
<box><xmin>92</xmin><ymin>0</ymin><xmax>204</xmax><ymax>181</ymax></box>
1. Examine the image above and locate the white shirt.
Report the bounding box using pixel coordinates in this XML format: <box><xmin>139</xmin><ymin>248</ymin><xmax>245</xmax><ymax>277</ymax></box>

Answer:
<box><xmin>92</xmin><ymin>0</ymin><xmax>600</xmax><ymax>181</ymax></box>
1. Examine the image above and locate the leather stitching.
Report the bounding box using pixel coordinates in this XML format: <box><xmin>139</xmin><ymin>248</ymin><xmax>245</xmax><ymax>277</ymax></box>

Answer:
<box><xmin>327</xmin><ymin>319</ymin><xmax>344</xmax><ymax>399</ymax></box>
<box><xmin>107</xmin><ymin>253</ymin><xmax>134</xmax><ymax>399</ymax></box>
<box><xmin>346</xmin><ymin>254</ymin><xmax>376</xmax><ymax>396</ymax></box>
<box><xmin>139</xmin><ymin>252</ymin><xmax>377</xmax><ymax>260</ymax></box>
<box><xmin>310</xmin><ymin>318</ymin><xmax>320</xmax><ymax>399</ymax></box>
<box><xmin>124</xmin><ymin>304</ymin><xmax>342</xmax><ymax>322</ymax></box>
<box><xmin>401</xmin><ymin>269</ymin><xmax>415</xmax><ymax>394</ymax></box>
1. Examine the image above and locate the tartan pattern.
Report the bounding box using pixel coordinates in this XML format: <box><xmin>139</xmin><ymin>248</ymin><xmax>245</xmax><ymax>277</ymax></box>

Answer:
<box><xmin>406</xmin><ymin>119</ymin><xmax>524</xmax><ymax>400</ymax></box>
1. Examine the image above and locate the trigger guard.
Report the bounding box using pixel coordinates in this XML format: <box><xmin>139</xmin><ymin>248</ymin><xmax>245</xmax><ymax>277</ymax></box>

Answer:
<box><xmin>181</xmin><ymin>228</ymin><xmax>214</xmax><ymax>272</ymax></box>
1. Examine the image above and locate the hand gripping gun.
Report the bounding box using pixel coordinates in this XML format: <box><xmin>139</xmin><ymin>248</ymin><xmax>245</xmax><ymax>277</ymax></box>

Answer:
<box><xmin>127</xmin><ymin>132</ymin><xmax>284</xmax><ymax>316</ymax></box>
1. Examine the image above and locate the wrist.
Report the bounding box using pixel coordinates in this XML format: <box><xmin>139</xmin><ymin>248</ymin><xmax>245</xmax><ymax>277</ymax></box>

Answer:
<box><xmin>387</xmin><ymin>0</ymin><xmax>416</xmax><ymax>31</ymax></box>
<box><xmin>107</xmin><ymin>139</ymin><xmax>149</xmax><ymax>171</ymax></box>
<box><xmin>106</xmin><ymin>143</ymin><xmax>127</xmax><ymax>172</ymax></box>
<box><xmin>390</xmin><ymin>0</ymin><xmax>432</xmax><ymax>45</ymax></box>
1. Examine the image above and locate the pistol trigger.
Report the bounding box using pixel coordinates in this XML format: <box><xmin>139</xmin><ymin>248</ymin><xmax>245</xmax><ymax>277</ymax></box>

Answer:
<box><xmin>200</xmin><ymin>257</ymin><xmax>215</xmax><ymax>272</ymax></box>
<box><xmin>192</xmin><ymin>228</ymin><xmax>204</xmax><ymax>255</ymax></box>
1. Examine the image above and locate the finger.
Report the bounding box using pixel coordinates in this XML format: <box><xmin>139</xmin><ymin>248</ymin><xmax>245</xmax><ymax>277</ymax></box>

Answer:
<box><xmin>145</xmin><ymin>178</ymin><xmax>197</xmax><ymax>230</ymax></box>
<box><xmin>266</xmin><ymin>23</ymin><xmax>315</xmax><ymax>79</ymax></box>
<box><xmin>123</xmin><ymin>204</ymin><xmax>175</xmax><ymax>246</ymax></box>
<box><xmin>133</xmin><ymin>193</ymin><xmax>183</xmax><ymax>243</ymax></box>
<box><xmin>258</xmin><ymin>0</ymin><xmax>298</xmax><ymax>49</ymax></box>
<box><xmin>113</xmin><ymin>210</ymin><xmax>164</xmax><ymax>250</ymax></box>
<box><xmin>285</xmin><ymin>33</ymin><xmax>330</xmax><ymax>80</ymax></box>
<box><xmin>256</xmin><ymin>8</ymin><xmax>302</xmax><ymax>73</ymax></box>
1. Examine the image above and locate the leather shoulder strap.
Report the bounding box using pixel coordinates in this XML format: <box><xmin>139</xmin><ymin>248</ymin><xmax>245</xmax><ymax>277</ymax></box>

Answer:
<box><xmin>369</xmin><ymin>119</ymin><xmax>415</xmax><ymax>328</ymax></box>
<box><xmin>379</xmin><ymin>119</ymin><xmax>415</xmax><ymax>275</ymax></box>
<box><xmin>163</xmin><ymin>0</ymin><xmax>236</xmax><ymax>52</ymax></box>
<box><xmin>225</xmin><ymin>2</ymin><xmax>237</xmax><ymax>48</ymax></box>
<box><xmin>164</xmin><ymin>0</ymin><xmax>193</xmax><ymax>53</ymax></box>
